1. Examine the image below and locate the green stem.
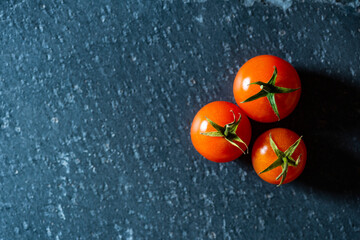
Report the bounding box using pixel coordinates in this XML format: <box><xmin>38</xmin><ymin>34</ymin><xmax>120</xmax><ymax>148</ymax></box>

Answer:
<box><xmin>201</xmin><ymin>111</ymin><xmax>248</xmax><ymax>154</ymax></box>
<box><xmin>259</xmin><ymin>134</ymin><xmax>303</xmax><ymax>186</ymax></box>
<box><xmin>241</xmin><ymin>66</ymin><xmax>300</xmax><ymax>121</ymax></box>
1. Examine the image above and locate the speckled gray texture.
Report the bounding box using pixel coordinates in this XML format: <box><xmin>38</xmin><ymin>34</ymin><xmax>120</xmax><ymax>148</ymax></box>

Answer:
<box><xmin>0</xmin><ymin>0</ymin><xmax>359</xmax><ymax>239</ymax></box>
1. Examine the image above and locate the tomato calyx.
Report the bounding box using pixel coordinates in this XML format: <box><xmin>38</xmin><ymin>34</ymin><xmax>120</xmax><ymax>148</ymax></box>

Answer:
<box><xmin>241</xmin><ymin>67</ymin><xmax>300</xmax><ymax>121</ymax></box>
<box><xmin>201</xmin><ymin>111</ymin><xmax>248</xmax><ymax>154</ymax></box>
<box><xmin>259</xmin><ymin>134</ymin><xmax>303</xmax><ymax>186</ymax></box>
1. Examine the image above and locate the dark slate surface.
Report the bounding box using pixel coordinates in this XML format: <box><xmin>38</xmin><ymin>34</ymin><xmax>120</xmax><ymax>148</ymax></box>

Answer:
<box><xmin>0</xmin><ymin>0</ymin><xmax>359</xmax><ymax>239</ymax></box>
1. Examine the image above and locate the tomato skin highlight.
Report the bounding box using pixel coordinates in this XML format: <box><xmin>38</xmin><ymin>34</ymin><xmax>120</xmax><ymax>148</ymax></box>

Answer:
<box><xmin>191</xmin><ymin>101</ymin><xmax>252</xmax><ymax>163</ymax></box>
<box><xmin>233</xmin><ymin>55</ymin><xmax>301</xmax><ymax>123</ymax></box>
<box><xmin>252</xmin><ymin>128</ymin><xmax>307</xmax><ymax>185</ymax></box>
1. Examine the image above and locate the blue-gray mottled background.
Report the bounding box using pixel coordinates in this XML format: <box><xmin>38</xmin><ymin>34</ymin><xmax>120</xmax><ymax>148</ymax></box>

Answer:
<box><xmin>0</xmin><ymin>0</ymin><xmax>359</xmax><ymax>239</ymax></box>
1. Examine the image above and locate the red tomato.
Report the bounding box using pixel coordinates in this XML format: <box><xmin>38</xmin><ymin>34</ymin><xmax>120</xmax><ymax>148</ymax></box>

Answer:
<box><xmin>191</xmin><ymin>101</ymin><xmax>252</xmax><ymax>163</ymax></box>
<box><xmin>252</xmin><ymin>128</ymin><xmax>307</xmax><ymax>185</ymax></box>
<box><xmin>233</xmin><ymin>55</ymin><xmax>301</xmax><ymax>123</ymax></box>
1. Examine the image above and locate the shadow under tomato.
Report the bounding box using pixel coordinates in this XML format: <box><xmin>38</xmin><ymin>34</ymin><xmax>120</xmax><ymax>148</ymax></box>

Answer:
<box><xmin>292</xmin><ymin>69</ymin><xmax>360</xmax><ymax>196</ymax></box>
<box><xmin>236</xmin><ymin>69</ymin><xmax>360</xmax><ymax>196</ymax></box>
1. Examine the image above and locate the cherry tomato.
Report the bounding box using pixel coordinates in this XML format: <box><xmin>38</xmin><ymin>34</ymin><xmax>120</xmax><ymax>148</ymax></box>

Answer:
<box><xmin>191</xmin><ymin>101</ymin><xmax>252</xmax><ymax>163</ymax></box>
<box><xmin>233</xmin><ymin>55</ymin><xmax>301</xmax><ymax>123</ymax></box>
<box><xmin>252</xmin><ymin>128</ymin><xmax>307</xmax><ymax>185</ymax></box>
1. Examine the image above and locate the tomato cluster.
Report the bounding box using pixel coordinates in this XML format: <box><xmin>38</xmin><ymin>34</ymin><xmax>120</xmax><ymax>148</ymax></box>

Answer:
<box><xmin>191</xmin><ymin>55</ymin><xmax>307</xmax><ymax>186</ymax></box>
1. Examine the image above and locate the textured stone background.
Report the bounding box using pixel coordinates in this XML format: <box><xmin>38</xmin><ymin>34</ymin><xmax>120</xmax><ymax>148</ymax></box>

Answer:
<box><xmin>0</xmin><ymin>0</ymin><xmax>359</xmax><ymax>239</ymax></box>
